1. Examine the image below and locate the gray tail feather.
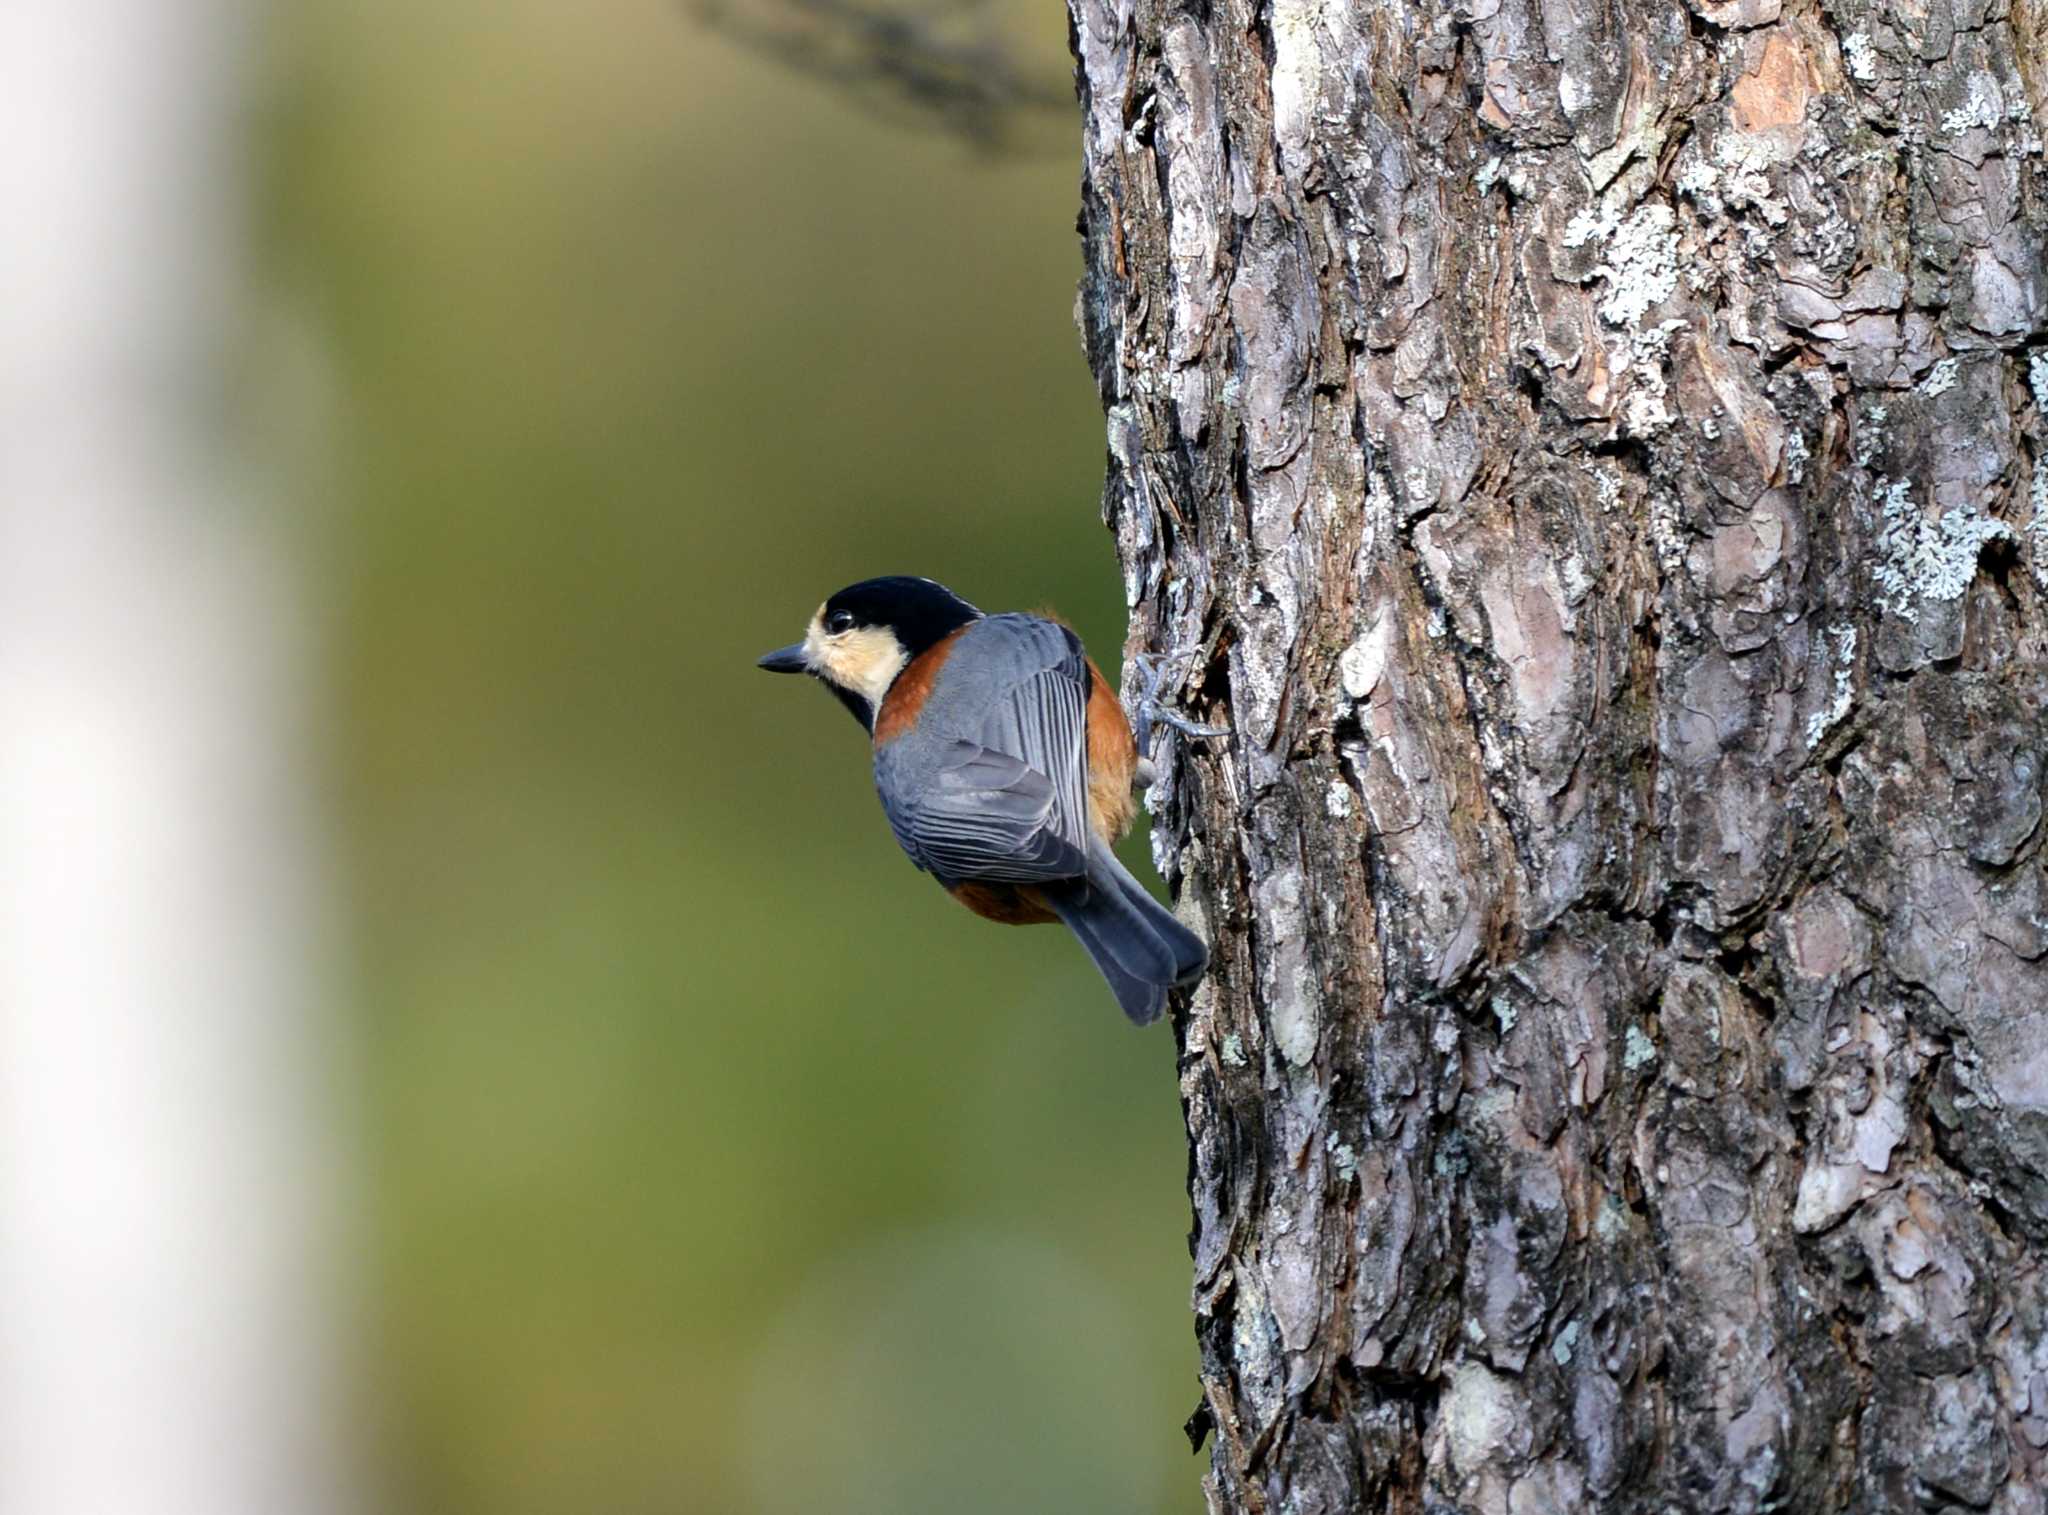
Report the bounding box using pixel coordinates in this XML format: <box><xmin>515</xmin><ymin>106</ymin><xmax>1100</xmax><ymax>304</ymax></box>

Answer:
<box><xmin>1043</xmin><ymin>839</ymin><xmax>1208</xmax><ymax>1025</ymax></box>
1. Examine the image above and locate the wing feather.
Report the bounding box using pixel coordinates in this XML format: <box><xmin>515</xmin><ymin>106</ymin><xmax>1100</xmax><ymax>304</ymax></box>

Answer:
<box><xmin>877</xmin><ymin>616</ymin><xmax>1093</xmax><ymax>886</ymax></box>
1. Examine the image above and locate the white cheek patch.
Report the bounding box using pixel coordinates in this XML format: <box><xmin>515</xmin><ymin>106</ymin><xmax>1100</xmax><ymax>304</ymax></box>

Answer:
<box><xmin>805</xmin><ymin>623</ymin><xmax>908</xmax><ymax>709</ymax></box>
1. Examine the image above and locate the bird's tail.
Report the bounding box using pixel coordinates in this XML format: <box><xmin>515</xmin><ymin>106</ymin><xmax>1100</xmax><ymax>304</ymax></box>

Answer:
<box><xmin>1042</xmin><ymin>838</ymin><xmax>1207</xmax><ymax>1025</ymax></box>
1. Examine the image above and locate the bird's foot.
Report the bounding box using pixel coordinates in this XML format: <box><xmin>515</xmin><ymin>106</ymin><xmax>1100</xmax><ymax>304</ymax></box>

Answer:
<box><xmin>1126</xmin><ymin>646</ymin><xmax>1228</xmax><ymax>761</ymax></box>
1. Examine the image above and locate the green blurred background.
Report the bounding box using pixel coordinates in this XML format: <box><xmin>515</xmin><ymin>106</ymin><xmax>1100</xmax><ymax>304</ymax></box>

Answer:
<box><xmin>260</xmin><ymin>3</ymin><xmax>1199</xmax><ymax>1511</ymax></box>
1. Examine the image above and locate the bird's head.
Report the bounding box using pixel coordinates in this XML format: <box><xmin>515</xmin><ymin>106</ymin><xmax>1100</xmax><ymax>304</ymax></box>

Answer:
<box><xmin>757</xmin><ymin>576</ymin><xmax>981</xmax><ymax>729</ymax></box>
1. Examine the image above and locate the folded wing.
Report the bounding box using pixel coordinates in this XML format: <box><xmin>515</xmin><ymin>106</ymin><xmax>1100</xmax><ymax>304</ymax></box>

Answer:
<box><xmin>878</xmin><ymin>616</ymin><xmax>1093</xmax><ymax>886</ymax></box>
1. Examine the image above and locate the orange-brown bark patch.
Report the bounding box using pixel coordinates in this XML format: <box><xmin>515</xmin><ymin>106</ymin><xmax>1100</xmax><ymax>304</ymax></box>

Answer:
<box><xmin>1732</xmin><ymin>33</ymin><xmax>1814</xmax><ymax>132</ymax></box>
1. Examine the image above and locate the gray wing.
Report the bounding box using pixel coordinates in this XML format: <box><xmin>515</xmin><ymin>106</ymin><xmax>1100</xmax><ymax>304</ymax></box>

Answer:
<box><xmin>876</xmin><ymin>615</ymin><xmax>1093</xmax><ymax>886</ymax></box>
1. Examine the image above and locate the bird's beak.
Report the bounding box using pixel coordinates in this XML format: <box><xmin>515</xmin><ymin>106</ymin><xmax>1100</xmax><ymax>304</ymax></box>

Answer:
<box><xmin>756</xmin><ymin>643</ymin><xmax>809</xmax><ymax>674</ymax></box>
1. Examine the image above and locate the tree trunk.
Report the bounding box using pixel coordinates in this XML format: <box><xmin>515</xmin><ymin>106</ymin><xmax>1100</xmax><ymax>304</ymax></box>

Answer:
<box><xmin>1069</xmin><ymin>0</ymin><xmax>2048</xmax><ymax>1507</ymax></box>
<box><xmin>0</xmin><ymin>5</ymin><xmax>341</xmax><ymax>1513</ymax></box>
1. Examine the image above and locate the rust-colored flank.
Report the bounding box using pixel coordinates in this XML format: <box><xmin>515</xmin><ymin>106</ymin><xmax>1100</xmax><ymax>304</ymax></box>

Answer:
<box><xmin>948</xmin><ymin>881</ymin><xmax>1058</xmax><ymax>926</ymax></box>
<box><xmin>1084</xmin><ymin>658</ymin><xmax>1139</xmax><ymax>845</ymax></box>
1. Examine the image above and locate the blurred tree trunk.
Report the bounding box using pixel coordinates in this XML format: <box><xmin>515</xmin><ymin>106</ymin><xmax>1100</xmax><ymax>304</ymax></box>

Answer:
<box><xmin>1071</xmin><ymin>2</ymin><xmax>2048</xmax><ymax>1509</ymax></box>
<box><xmin>1</xmin><ymin>5</ymin><xmax>339</xmax><ymax>1514</ymax></box>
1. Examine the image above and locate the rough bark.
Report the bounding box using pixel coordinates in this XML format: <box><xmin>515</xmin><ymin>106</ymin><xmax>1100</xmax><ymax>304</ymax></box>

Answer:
<box><xmin>1069</xmin><ymin>0</ymin><xmax>2048</xmax><ymax>1507</ymax></box>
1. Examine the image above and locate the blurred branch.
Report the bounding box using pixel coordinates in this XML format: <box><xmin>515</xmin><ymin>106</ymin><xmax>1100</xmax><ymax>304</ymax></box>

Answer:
<box><xmin>689</xmin><ymin>0</ymin><xmax>1070</xmax><ymax>151</ymax></box>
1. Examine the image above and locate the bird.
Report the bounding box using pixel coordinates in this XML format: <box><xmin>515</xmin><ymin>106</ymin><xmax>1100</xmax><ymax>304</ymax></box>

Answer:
<box><xmin>757</xmin><ymin>575</ymin><xmax>1208</xmax><ymax>1024</ymax></box>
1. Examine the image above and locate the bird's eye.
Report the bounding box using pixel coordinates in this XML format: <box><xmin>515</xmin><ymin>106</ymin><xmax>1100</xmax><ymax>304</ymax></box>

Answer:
<box><xmin>824</xmin><ymin>609</ymin><xmax>857</xmax><ymax>634</ymax></box>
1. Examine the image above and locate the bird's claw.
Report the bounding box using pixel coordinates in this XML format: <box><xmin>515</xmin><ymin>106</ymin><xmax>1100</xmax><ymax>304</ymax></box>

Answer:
<box><xmin>1126</xmin><ymin>646</ymin><xmax>1227</xmax><ymax>760</ymax></box>
<box><xmin>1152</xmin><ymin>708</ymin><xmax>1230</xmax><ymax>738</ymax></box>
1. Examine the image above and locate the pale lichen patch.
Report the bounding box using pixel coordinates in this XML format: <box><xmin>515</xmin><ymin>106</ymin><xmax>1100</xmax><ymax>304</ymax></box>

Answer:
<box><xmin>1709</xmin><ymin>132</ymin><xmax>1791</xmax><ymax>223</ymax></box>
<box><xmin>1551</xmin><ymin>1317</ymin><xmax>1582</xmax><ymax>1366</ymax></box>
<box><xmin>2030</xmin><ymin>355</ymin><xmax>2048</xmax><ymax>587</ymax></box>
<box><xmin>1649</xmin><ymin>489</ymin><xmax>1686</xmax><ymax>574</ymax></box>
<box><xmin>1871</xmin><ymin>478</ymin><xmax>2012</xmax><ymax>621</ymax></box>
<box><xmin>1325</xmin><ymin>1132</ymin><xmax>1358</xmax><ymax>1181</ymax></box>
<box><xmin>1920</xmin><ymin>357</ymin><xmax>1960</xmax><ymax>397</ymax></box>
<box><xmin>1593</xmin><ymin>203</ymin><xmax>1679</xmax><ymax>327</ymax></box>
<box><xmin>1854</xmin><ymin>403</ymin><xmax>1889</xmax><ymax>468</ymax></box>
<box><xmin>1562</xmin><ymin>202</ymin><xmax>1620</xmax><ymax>250</ymax></box>
<box><xmin>1676</xmin><ymin>156</ymin><xmax>1719</xmax><ymax>202</ymax></box>
<box><xmin>1804</xmin><ymin>625</ymin><xmax>1856</xmax><ymax>750</ymax></box>
<box><xmin>1618</xmin><ymin>318</ymin><xmax>1688</xmax><ymax>436</ymax></box>
<box><xmin>2031</xmin><ymin>461</ymin><xmax>2048</xmax><ymax>589</ymax></box>
<box><xmin>1940</xmin><ymin>73</ymin><xmax>2004</xmax><ymax>136</ymax></box>
<box><xmin>1842</xmin><ymin>31</ymin><xmax>1878</xmax><ymax>83</ymax></box>
<box><xmin>1624</xmin><ymin>1025</ymin><xmax>1658</xmax><ymax>1070</ymax></box>
<box><xmin>1782</xmin><ymin>428</ymin><xmax>1810</xmax><ymax>485</ymax></box>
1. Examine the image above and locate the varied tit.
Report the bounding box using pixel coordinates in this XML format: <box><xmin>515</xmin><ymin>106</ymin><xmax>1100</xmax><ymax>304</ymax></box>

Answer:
<box><xmin>758</xmin><ymin>576</ymin><xmax>1207</xmax><ymax>1025</ymax></box>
